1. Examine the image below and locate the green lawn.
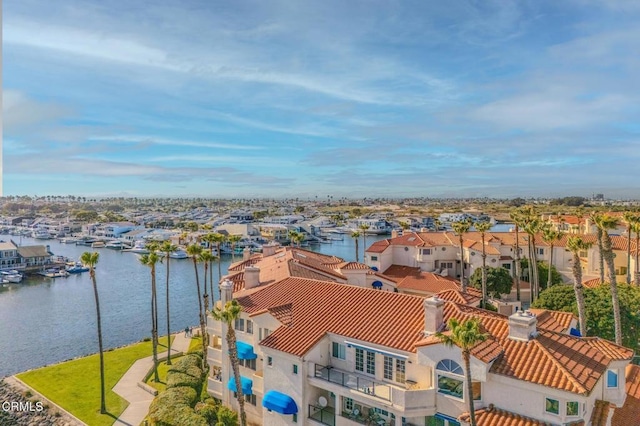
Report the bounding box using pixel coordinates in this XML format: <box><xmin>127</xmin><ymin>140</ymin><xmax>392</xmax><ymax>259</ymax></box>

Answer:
<box><xmin>17</xmin><ymin>336</ymin><xmax>173</xmax><ymax>426</ymax></box>
<box><xmin>188</xmin><ymin>335</ymin><xmax>203</xmax><ymax>353</ymax></box>
<box><xmin>145</xmin><ymin>355</ymin><xmax>184</xmax><ymax>393</ymax></box>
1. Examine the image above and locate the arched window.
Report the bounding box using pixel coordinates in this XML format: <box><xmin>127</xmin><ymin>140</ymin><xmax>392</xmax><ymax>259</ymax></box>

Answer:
<box><xmin>436</xmin><ymin>359</ymin><xmax>463</xmax><ymax>375</ymax></box>
<box><xmin>436</xmin><ymin>359</ymin><xmax>464</xmax><ymax>399</ymax></box>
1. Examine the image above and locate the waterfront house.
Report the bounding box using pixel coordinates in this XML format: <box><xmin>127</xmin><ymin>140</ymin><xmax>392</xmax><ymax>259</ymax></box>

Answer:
<box><xmin>17</xmin><ymin>245</ymin><xmax>53</xmax><ymax>269</ymax></box>
<box><xmin>0</xmin><ymin>241</ymin><xmax>20</xmax><ymax>270</ymax></box>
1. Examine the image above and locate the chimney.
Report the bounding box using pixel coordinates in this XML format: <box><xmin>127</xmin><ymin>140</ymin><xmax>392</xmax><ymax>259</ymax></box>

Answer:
<box><xmin>242</xmin><ymin>247</ymin><xmax>251</xmax><ymax>261</ymax></box>
<box><xmin>391</xmin><ymin>229</ymin><xmax>399</xmax><ymax>238</ymax></box>
<box><xmin>221</xmin><ymin>279</ymin><xmax>234</xmax><ymax>304</ymax></box>
<box><xmin>424</xmin><ymin>296</ymin><xmax>445</xmax><ymax>335</ymax></box>
<box><xmin>263</xmin><ymin>243</ymin><xmax>278</xmax><ymax>257</ymax></box>
<box><xmin>244</xmin><ymin>266</ymin><xmax>260</xmax><ymax>289</ymax></box>
<box><xmin>508</xmin><ymin>310</ymin><xmax>538</xmax><ymax>341</ymax></box>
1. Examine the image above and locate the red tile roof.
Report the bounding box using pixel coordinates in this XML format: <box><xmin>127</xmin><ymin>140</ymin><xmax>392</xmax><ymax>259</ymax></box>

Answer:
<box><xmin>590</xmin><ymin>399</ymin><xmax>612</xmax><ymax>426</ymax></box>
<box><xmin>460</xmin><ymin>404</ymin><xmax>554</xmax><ymax>426</ymax></box>
<box><xmin>528</xmin><ymin>309</ymin><xmax>576</xmax><ymax>333</ymax></box>
<box><xmin>611</xmin><ymin>365</ymin><xmax>640</xmax><ymax>424</ymax></box>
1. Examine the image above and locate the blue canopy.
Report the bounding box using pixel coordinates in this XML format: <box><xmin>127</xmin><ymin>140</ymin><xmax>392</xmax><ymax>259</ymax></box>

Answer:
<box><xmin>262</xmin><ymin>390</ymin><xmax>298</xmax><ymax>414</ymax></box>
<box><xmin>569</xmin><ymin>327</ymin><xmax>582</xmax><ymax>337</ymax></box>
<box><xmin>370</xmin><ymin>266</ymin><xmax>379</xmax><ymax>271</ymax></box>
<box><xmin>227</xmin><ymin>376</ymin><xmax>253</xmax><ymax>395</ymax></box>
<box><xmin>236</xmin><ymin>341</ymin><xmax>258</xmax><ymax>360</ymax></box>
<box><xmin>372</xmin><ymin>280</ymin><xmax>383</xmax><ymax>288</ymax></box>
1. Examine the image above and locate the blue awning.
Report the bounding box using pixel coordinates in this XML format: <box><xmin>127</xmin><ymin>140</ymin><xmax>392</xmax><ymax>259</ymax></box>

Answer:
<box><xmin>262</xmin><ymin>390</ymin><xmax>298</xmax><ymax>414</ymax></box>
<box><xmin>569</xmin><ymin>327</ymin><xmax>582</xmax><ymax>337</ymax></box>
<box><xmin>227</xmin><ymin>376</ymin><xmax>253</xmax><ymax>395</ymax></box>
<box><xmin>236</xmin><ymin>341</ymin><xmax>258</xmax><ymax>360</ymax></box>
<box><xmin>372</xmin><ymin>280</ymin><xmax>383</xmax><ymax>288</ymax></box>
<box><xmin>370</xmin><ymin>266</ymin><xmax>379</xmax><ymax>271</ymax></box>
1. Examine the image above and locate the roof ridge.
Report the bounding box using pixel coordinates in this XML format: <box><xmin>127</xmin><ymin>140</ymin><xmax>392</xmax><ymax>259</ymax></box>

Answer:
<box><xmin>531</xmin><ymin>339</ymin><xmax>589</xmax><ymax>395</ymax></box>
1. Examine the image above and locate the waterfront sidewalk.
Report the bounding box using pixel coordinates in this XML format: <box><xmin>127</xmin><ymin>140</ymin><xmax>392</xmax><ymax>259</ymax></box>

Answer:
<box><xmin>113</xmin><ymin>332</ymin><xmax>192</xmax><ymax>426</ymax></box>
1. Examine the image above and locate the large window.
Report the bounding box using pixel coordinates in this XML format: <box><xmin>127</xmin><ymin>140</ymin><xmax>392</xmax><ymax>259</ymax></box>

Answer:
<box><xmin>332</xmin><ymin>342</ymin><xmax>346</xmax><ymax>360</ymax></box>
<box><xmin>395</xmin><ymin>359</ymin><xmax>406</xmax><ymax>384</ymax></box>
<box><xmin>436</xmin><ymin>359</ymin><xmax>464</xmax><ymax>399</ymax></box>
<box><xmin>355</xmin><ymin>348</ymin><xmax>375</xmax><ymax>375</ymax></box>
<box><xmin>343</xmin><ymin>397</ymin><xmax>353</xmax><ymax>412</ymax></box>
<box><xmin>607</xmin><ymin>369</ymin><xmax>618</xmax><ymax>388</ymax></box>
<box><xmin>545</xmin><ymin>398</ymin><xmax>559</xmax><ymax>415</ymax></box>
<box><xmin>246</xmin><ymin>320</ymin><xmax>253</xmax><ymax>334</ymax></box>
<box><xmin>384</xmin><ymin>356</ymin><xmax>393</xmax><ymax>380</ymax></box>
<box><xmin>234</xmin><ymin>318</ymin><xmax>245</xmax><ymax>331</ymax></box>
<box><xmin>355</xmin><ymin>348</ymin><xmax>364</xmax><ymax>372</ymax></box>
<box><xmin>567</xmin><ymin>401</ymin><xmax>579</xmax><ymax>416</ymax></box>
<box><xmin>366</xmin><ymin>351</ymin><xmax>376</xmax><ymax>375</ymax></box>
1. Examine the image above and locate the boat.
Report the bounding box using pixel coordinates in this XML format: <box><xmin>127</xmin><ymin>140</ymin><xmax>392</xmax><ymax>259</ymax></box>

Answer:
<box><xmin>127</xmin><ymin>241</ymin><xmax>149</xmax><ymax>254</ymax></box>
<box><xmin>32</xmin><ymin>229</ymin><xmax>52</xmax><ymax>239</ymax></box>
<box><xmin>59</xmin><ymin>237</ymin><xmax>78</xmax><ymax>244</ymax></box>
<box><xmin>105</xmin><ymin>241</ymin><xmax>126</xmax><ymax>250</ymax></box>
<box><xmin>91</xmin><ymin>241</ymin><xmax>106</xmax><ymax>248</ymax></box>
<box><xmin>169</xmin><ymin>249</ymin><xmax>188</xmax><ymax>259</ymax></box>
<box><xmin>0</xmin><ymin>270</ymin><xmax>23</xmax><ymax>283</ymax></box>
<box><xmin>66</xmin><ymin>263</ymin><xmax>89</xmax><ymax>274</ymax></box>
<box><xmin>38</xmin><ymin>268</ymin><xmax>69</xmax><ymax>278</ymax></box>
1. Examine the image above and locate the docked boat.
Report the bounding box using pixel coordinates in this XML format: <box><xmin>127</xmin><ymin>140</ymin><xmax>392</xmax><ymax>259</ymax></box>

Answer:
<box><xmin>66</xmin><ymin>263</ymin><xmax>89</xmax><ymax>274</ymax></box>
<box><xmin>0</xmin><ymin>270</ymin><xmax>23</xmax><ymax>283</ymax></box>
<box><xmin>32</xmin><ymin>229</ymin><xmax>52</xmax><ymax>239</ymax></box>
<box><xmin>169</xmin><ymin>249</ymin><xmax>188</xmax><ymax>259</ymax></box>
<box><xmin>127</xmin><ymin>241</ymin><xmax>149</xmax><ymax>254</ymax></box>
<box><xmin>59</xmin><ymin>237</ymin><xmax>78</xmax><ymax>244</ymax></box>
<box><xmin>38</xmin><ymin>268</ymin><xmax>69</xmax><ymax>278</ymax></box>
<box><xmin>91</xmin><ymin>241</ymin><xmax>106</xmax><ymax>248</ymax></box>
<box><xmin>105</xmin><ymin>241</ymin><xmax>126</xmax><ymax>250</ymax></box>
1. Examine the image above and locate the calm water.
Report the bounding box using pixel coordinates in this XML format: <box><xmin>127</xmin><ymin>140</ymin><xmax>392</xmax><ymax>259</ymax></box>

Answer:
<box><xmin>0</xmin><ymin>234</ymin><xmax>386</xmax><ymax>377</ymax></box>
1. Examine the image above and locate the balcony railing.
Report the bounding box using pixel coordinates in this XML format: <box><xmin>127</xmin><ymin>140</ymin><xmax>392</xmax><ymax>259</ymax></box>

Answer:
<box><xmin>339</xmin><ymin>409</ymin><xmax>392</xmax><ymax>425</ymax></box>
<box><xmin>308</xmin><ymin>404</ymin><xmax>336</xmax><ymax>426</ymax></box>
<box><xmin>314</xmin><ymin>364</ymin><xmax>391</xmax><ymax>401</ymax></box>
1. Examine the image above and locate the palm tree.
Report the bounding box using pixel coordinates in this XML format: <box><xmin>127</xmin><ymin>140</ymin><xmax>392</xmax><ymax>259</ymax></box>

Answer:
<box><xmin>186</xmin><ymin>243</ymin><xmax>207</xmax><ymax>368</ymax></box>
<box><xmin>541</xmin><ymin>224</ymin><xmax>563</xmax><ymax>290</ymax></box>
<box><xmin>199</xmin><ymin>250</ymin><xmax>216</xmax><ymax>329</ymax></box>
<box><xmin>436</xmin><ymin>318</ymin><xmax>488</xmax><ymax>426</ymax></box>
<box><xmin>139</xmin><ymin>251</ymin><xmax>161</xmax><ymax>382</ymax></box>
<box><xmin>212</xmin><ymin>300</ymin><xmax>247</xmax><ymax>426</ymax></box>
<box><xmin>80</xmin><ymin>251</ymin><xmax>106</xmax><ymax>414</ymax></box>
<box><xmin>567</xmin><ymin>237</ymin><xmax>592</xmax><ymax>337</ymax></box>
<box><xmin>351</xmin><ymin>231</ymin><xmax>361</xmax><ymax>262</ymax></box>
<box><xmin>509</xmin><ymin>209</ymin><xmax>523</xmax><ymax>302</ymax></box>
<box><xmin>594</xmin><ymin>213</ymin><xmax>622</xmax><ymax>345</ymax></box>
<box><xmin>201</xmin><ymin>233</ymin><xmax>216</xmax><ymax>293</ymax></box>
<box><xmin>632</xmin><ymin>219</ymin><xmax>640</xmax><ymax>286</ymax></box>
<box><xmin>211</xmin><ymin>233</ymin><xmax>227</xmax><ymax>289</ymax></box>
<box><xmin>452</xmin><ymin>219</ymin><xmax>472</xmax><ymax>292</ymax></box>
<box><xmin>622</xmin><ymin>212</ymin><xmax>638</xmax><ymax>285</ymax></box>
<box><xmin>518</xmin><ymin>207</ymin><xmax>541</xmax><ymax>303</ymax></box>
<box><xmin>228</xmin><ymin>234</ymin><xmax>242</xmax><ymax>262</ymax></box>
<box><xmin>474</xmin><ymin>221</ymin><xmax>492</xmax><ymax>307</ymax></box>
<box><xmin>159</xmin><ymin>241</ymin><xmax>177</xmax><ymax>365</ymax></box>
<box><xmin>359</xmin><ymin>223</ymin><xmax>370</xmax><ymax>263</ymax></box>
<box><xmin>591</xmin><ymin>212</ymin><xmax>606</xmax><ymax>285</ymax></box>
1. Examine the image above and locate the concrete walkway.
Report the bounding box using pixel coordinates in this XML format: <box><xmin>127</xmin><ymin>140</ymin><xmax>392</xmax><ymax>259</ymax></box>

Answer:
<box><xmin>113</xmin><ymin>332</ymin><xmax>193</xmax><ymax>426</ymax></box>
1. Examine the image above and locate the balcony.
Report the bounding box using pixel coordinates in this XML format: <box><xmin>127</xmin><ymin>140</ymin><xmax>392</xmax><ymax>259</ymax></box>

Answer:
<box><xmin>207</xmin><ymin>315</ymin><xmax>222</xmax><ymax>335</ymax></box>
<box><xmin>252</xmin><ymin>370</ymin><xmax>263</xmax><ymax>394</ymax></box>
<box><xmin>339</xmin><ymin>406</ymin><xmax>392</xmax><ymax>426</ymax></box>
<box><xmin>308</xmin><ymin>404</ymin><xmax>336</xmax><ymax>426</ymax></box>
<box><xmin>314</xmin><ymin>364</ymin><xmax>391</xmax><ymax>401</ymax></box>
<box><xmin>207</xmin><ymin>377</ymin><xmax>223</xmax><ymax>397</ymax></box>
<box><xmin>207</xmin><ymin>345</ymin><xmax>222</xmax><ymax>365</ymax></box>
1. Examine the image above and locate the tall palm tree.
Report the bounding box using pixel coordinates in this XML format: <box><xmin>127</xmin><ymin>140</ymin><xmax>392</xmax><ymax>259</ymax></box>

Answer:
<box><xmin>452</xmin><ymin>219</ymin><xmax>472</xmax><ymax>292</ymax></box>
<box><xmin>212</xmin><ymin>300</ymin><xmax>247</xmax><ymax>426</ymax></box>
<box><xmin>359</xmin><ymin>223</ymin><xmax>370</xmax><ymax>263</ymax></box>
<box><xmin>159</xmin><ymin>241</ymin><xmax>177</xmax><ymax>365</ymax></box>
<box><xmin>594</xmin><ymin>213</ymin><xmax>622</xmax><ymax>345</ymax></box>
<box><xmin>139</xmin><ymin>251</ymin><xmax>161</xmax><ymax>382</ymax></box>
<box><xmin>541</xmin><ymin>224</ymin><xmax>563</xmax><ymax>290</ymax></box>
<box><xmin>199</xmin><ymin>250</ymin><xmax>216</xmax><ymax>332</ymax></box>
<box><xmin>591</xmin><ymin>212</ymin><xmax>606</xmax><ymax>285</ymax></box>
<box><xmin>567</xmin><ymin>237</ymin><xmax>592</xmax><ymax>337</ymax></box>
<box><xmin>211</xmin><ymin>233</ymin><xmax>227</xmax><ymax>290</ymax></box>
<box><xmin>622</xmin><ymin>212</ymin><xmax>638</xmax><ymax>285</ymax></box>
<box><xmin>228</xmin><ymin>234</ymin><xmax>242</xmax><ymax>262</ymax></box>
<box><xmin>201</xmin><ymin>233</ymin><xmax>216</xmax><ymax>293</ymax></box>
<box><xmin>474</xmin><ymin>221</ymin><xmax>492</xmax><ymax>307</ymax></box>
<box><xmin>520</xmin><ymin>207</ymin><xmax>541</xmax><ymax>303</ymax></box>
<box><xmin>186</xmin><ymin>243</ymin><xmax>207</xmax><ymax>368</ymax></box>
<box><xmin>80</xmin><ymin>251</ymin><xmax>106</xmax><ymax>414</ymax></box>
<box><xmin>632</xmin><ymin>219</ymin><xmax>640</xmax><ymax>286</ymax></box>
<box><xmin>351</xmin><ymin>230</ymin><xmax>361</xmax><ymax>262</ymax></box>
<box><xmin>509</xmin><ymin>210</ymin><xmax>523</xmax><ymax>302</ymax></box>
<box><xmin>436</xmin><ymin>318</ymin><xmax>488</xmax><ymax>426</ymax></box>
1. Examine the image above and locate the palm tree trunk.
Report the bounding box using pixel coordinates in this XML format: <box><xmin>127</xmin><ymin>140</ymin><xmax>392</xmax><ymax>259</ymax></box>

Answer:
<box><xmin>362</xmin><ymin>233</ymin><xmax>367</xmax><ymax>263</ymax></box>
<box><xmin>355</xmin><ymin>238</ymin><xmax>359</xmax><ymax>263</ymax></box>
<box><xmin>203</xmin><ymin>263</ymin><xmax>209</xmax><ymax>349</ymax></box>
<box><xmin>514</xmin><ymin>226</ymin><xmax>521</xmax><ymax>302</ymax></box>
<box><xmin>572</xmin><ymin>253</ymin><xmax>588</xmax><ymax>337</ymax></box>
<box><xmin>597</xmin><ymin>229</ymin><xmax>605</xmax><ymax>284</ymax></box>
<box><xmin>151</xmin><ymin>268</ymin><xmax>159</xmax><ymax>382</ymax></box>
<box><xmin>603</xmin><ymin>234</ymin><xmax>622</xmax><ymax>345</ymax></box>
<box><xmin>635</xmin><ymin>232</ymin><xmax>640</xmax><ymax>286</ymax></box>
<box><xmin>481</xmin><ymin>234</ymin><xmax>487</xmax><ymax>307</ymax></box>
<box><xmin>227</xmin><ymin>326</ymin><xmax>247</xmax><ymax>426</ymax></box>
<box><xmin>627</xmin><ymin>225</ymin><xmax>632</xmax><ymax>285</ymax></box>
<box><xmin>192</xmin><ymin>257</ymin><xmax>206</xmax><ymax>369</ymax></box>
<box><xmin>165</xmin><ymin>254</ymin><xmax>172</xmax><ymax>365</ymax></box>
<box><xmin>460</xmin><ymin>235</ymin><xmax>466</xmax><ymax>293</ymax></box>
<box><xmin>217</xmin><ymin>243</ymin><xmax>223</xmax><ymax>296</ymax></box>
<box><xmin>547</xmin><ymin>243</ymin><xmax>554</xmax><ymax>289</ymax></box>
<box><xmin>91</xmin><ymin>270</ymin><xmax>106</xmax><ymax>414</ymax></box>
<box><xmin>530</xmin><ymin>235</ymin><xmax>539</xmax><ymax>302</ymax></box>
<box><xmin>463</xmin><ymin>351</ymin><xmax>477</xmax><ymax>426</ymax></box>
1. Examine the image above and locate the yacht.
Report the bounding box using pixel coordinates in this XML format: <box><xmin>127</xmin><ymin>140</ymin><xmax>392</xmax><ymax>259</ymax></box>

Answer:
<box><xmin>128</xmin><ymin>241</ymin><xmax>149</xmax><ymax>254</ymax></box>
<box><xmin>1</xmin><ymin>270</ymin><xmax>23</xmax><ymax>283</ymax></box>
<box><xmin>32</xmin><ymin>229</ymin><xmax>52</xmax><ymax>239</ymax></box>
<box><xmin>169</xmin><ymin>249</ymin><xmax>188</xmax><ymax>259</ymax></box>
<box><xmin>66</xmin><ymin>263</ymin><xmax>89</xmax><ymax>274</ymax></box>
<box><xmin>105</xmin><ymin>241</ymin><xmax>126</xmax><ymax>250</ymax></box>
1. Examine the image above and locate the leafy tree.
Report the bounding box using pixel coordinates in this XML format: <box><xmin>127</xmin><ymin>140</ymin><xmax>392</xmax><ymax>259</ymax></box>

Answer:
<box><xmin>519</xmin><ymin>259</ymin><xmax>563</xmax><ymax>290</ymax></box>
<box><xmin>469</xmin><ymin>267</ymin><xmax>513</xmax><ymax>298</ymax></box>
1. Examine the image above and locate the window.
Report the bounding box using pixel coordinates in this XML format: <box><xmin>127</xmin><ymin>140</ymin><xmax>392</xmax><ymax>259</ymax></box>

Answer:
<box><xmin>502</xmin><ymin>263</ymin><xmax>511</xmax><ymax>270</ymax></box>
<box><xmin>366</xmin><ymin>351</ymin><xmax>375</xmax><ymax>375</ymax></box>
<box><xmin>259</xmin><ymin>328</ymin><xmax>271</xmax><ymax>339</ymax></box>
<box><xmin>472</xmin><ymin>382</ymin><xmax>481</xmax><ymax>401</ymax></box>
<box><xmin>292</xmin><ymin>413</ymin><xmax>297</xmax><ymax>423</ymax></box>
<box><xmin>579</xmin><ymin>250</ymin><xmax>587</xmax><ymax>258</ymax></box>
<box><xmin>246</xmin><ymin>320</ymin><xmax>253</xmax><ymax>334</ymax></box>
<box><xmin>234</xmin><ymin>392</ymin><xmax>256</xmax><ymax>406</ymax></box>
<box><xmin>343</xmin><ymin>397</ymin><xmax>353</xmax><ymax>411</ymax></box>
<box><xmin>395</xmin><ymin>359</ymin><xmax>406</xmax><ymax>384</ymax></box>
<box><xmin>371</xmin><ymin>256</ymin><xmax>378</xmax><ymax>261</ymax></box>
<box><xmin>332</xmin><ymin>342</ymin><xmax>346</xmax><ymax>360</ymax></box>
<box><xmin>355</xmin><ymin>348</ymin><xmax>364</xmax><ymax>372</ymax></box>
<box><xmin>293</xmin><ymin>364</ymin><xmax>298</xmax><ymax>375</ymax></box>
<box><xmin>384</xmin><ymin>356</ymin><xmax>393</xmax><ymax>380</ymax></box>
<box><xmin>422</xmin><ymin>248</ymin><xmax>432</xmax><ymax>255</ymax></box>
<box><xmin>545</xmin><ymin>398</ymin><xmax>559</xmax><ymax>415</ymax></box>
<box><xmin>267</xmin><ymin>356</ymin><xmax>273</xmax><ymax>367</ymax></box>
<box><xmin>437</xmin><ymin>359</ymin><xmax>464</xmax><ymax>399</ymax></box>
<box><xmin>607</xmin><ymin>369</ymin><xmax>618</xmax><ymax>388</ymax></box>
<box><xmin>567</xmin><ymin>401</ymin><xmax>579</xmax><ymax>416</ymax></box>
<box><xmin>234</xmin><ymin>318</ymin><xmax>245</xmax><ymax>331</ymax></box>
<box><xmin>238</xmin><ymin>358</ymin><xmax>256</xmax><ymax>370</ymax></box>
<box><xmin>538</xmin><ymin>248</ymin><xmax>544</xmax><ymax>255</ymax></box>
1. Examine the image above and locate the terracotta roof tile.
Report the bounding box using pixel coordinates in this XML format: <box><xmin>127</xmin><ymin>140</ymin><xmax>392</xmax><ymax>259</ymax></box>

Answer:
<box><xmin>590</xmin><ymin>399</ymin><xmax>612</xmax><ymax>426</ymax></box>
<box><xmin>583</xmin><ymin>278</ymin><xmax>603</xmax><ymax>289</ymax></box>
<box><xmin>611</xmin><ymin>365</ymin><xmax>640</xmax><ymax>424</ymax></box>
<box><xmin>337</xmin><ymin>261</ymin><xmax>372</xmax><ymax>270</ymax></box>
<box><xmin>460</xmin><ymin>405</ymin><xmax>554</xmax><ymax>425</ymax></box>
<box><xmin>436</xmin><ymin>289</ymin><xmax>482</xmax><ymax>305</ymax></box>
<box><xmin>382</xmin><ymin>265</ymin><xmax>421</xmax><ymax>279</ymax></box>
<box><xmin>397</xmin><ymin>272</ymin><xmax>459</xmax><ymax>293</ymax></box>
<box><xmin>582</xmin><ymin>338</ymin><xmax>635</xmax><ymax>360</ymax></box>
<box><xmin>528</xmin><ymin>309</ymin><xmax>576</xmax><ymax>333</ymax></box>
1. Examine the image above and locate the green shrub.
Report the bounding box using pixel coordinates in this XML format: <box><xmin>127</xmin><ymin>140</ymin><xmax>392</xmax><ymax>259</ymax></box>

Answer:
<box><xmin>168</xmin><ymin>354</ymin><xmax>201</xmax><ymax>374</ymax></box>
<box><xmin>195</xmin><ymin>400</ymin><xmax>218</xmax><ymax>423</ymax></box>
<box><xmin>166</xmin><ymin>372</ymin><xmax>201</xmax><ymax>391</ymax></box>
<box><xmin>216</xmin><ymin>405</ymin><xmax>238</xmax><ymax>426</ymax></box>
<box><xmin>149</xmin><ymin>386</ymin><xmax>201</xmax><ymax>425</ymax></box>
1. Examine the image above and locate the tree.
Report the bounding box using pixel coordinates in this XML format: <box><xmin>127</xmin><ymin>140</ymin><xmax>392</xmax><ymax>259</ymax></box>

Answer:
<box><xmin>80</xmin><ymin>251</ymin><xmax>106</xmax><ymax>414</ymax></box>
<box><xmin>211</xmin><ymin>300</ymin><xmax>247</xmax><ymax>426</ymax></box>
<box><xmin>541</xmin><ymin>224</ymin><xmax>564</xmax><ymax>290</ymax></box>
<box><xmin>288</xmin><ymin>230</ymin><xmax>303</xmax><ymax>247</ymax></box>
<box><xmin>359</xmin><ymin>223</ymin><xmax>370</xmax><ymax>263</ymax></box>
<box><xmin>452</xmin><ymin>219</ymin><xmax>472</xmax><ymax>292</ymax></box>
<box><xmin>469</xmin><ymin>267</ymin><xmax>513</xmax><ymax>298</ymax></box>
<box><xmin>519</xmin><ymin>258</ymin><xmax>562</xmax><ymax>290</ymax></box>
<box><xmin>199</xmin><ymin>250</ymin><xmax>216</xmax><ymax>330</ymax></box>
<box><xmin>509</xmin><ymin>209</ymin><xmax>523</xmax><ymax>302</ymax></box>
<box><xmin>436</xmin><ymin>318</ymin><xmax>488</xmax><ymax>426</ymax></box>
<box><xmin>519</xmin><ymin>207</ymin><xmax>542</xmax><ymax>303</ymax></box>
<box><xmin>591</xmin><ymin>212</ymin><xmax>606</xmax><ymax>285</ymax></box>
<box><xmin>594</xmin><ymin>213</ymin><xmax>622</xmax><ymax>345</ymax></box>
<box><xmin>139</xmin><ymin>250</ymin><xmax>162</xmax><ymax>382</ymax></box>
<box><xmin>159</xmin><ymin>241</ymin><xmax>178</xmax><ymax>365</ymax></box>
<box><xmin>351</xmin><ymin>231</ymin><xmax>361</xmax><ymax>262</ymax></box>
<box><xmin>632</xmin><ymin>219</ymin><xmax>640</xmax><ymax>286</ymax></box>
<box><xmin>567</xmin><ymin>236</ymin><xmax>592</xmax><ymax>337</ymax></box>
<box><xmin>186</xmin><ymin>244</ymin><xmax>207</xmax><ymax>369</ymax></box>
<box><xmin>622</xmin><ymin>213</ymin><xmax>639</xmax><ymax>285</ymax></box>
<box><xmin>474</xmin><ymin>221</ymin><xmax>492</xmax><ymax>306</ymax></box>
<box><xmin>211</xmin><ymin>233</ymin><xmax>227</xmax><ymax>289</ymax></box>
<box><xmin>228</xmin><ymin>234</ymin><xmax>242</xmax><ymax>262</ymax></box>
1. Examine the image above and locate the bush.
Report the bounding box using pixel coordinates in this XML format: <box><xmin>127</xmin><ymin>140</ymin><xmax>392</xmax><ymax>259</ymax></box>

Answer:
<box><xmin>168</xmin><ymin>354</ymin><xmax>201</xmax><ymax>374</ymax></box>
<box><xmin>149</xmin><ymin>386</ymin><xmax>202</xmax><ymax>425</ymax></box>
<box><xmin>216</xmin><ymin>405</ymin><xmax>238</xmax><ymax>426</ymax></box>
<box><xmin>195</xmin><ymin>400</ymin><xmax>219</xmax><ymax>424</ymax></box>
<box><xmin>166</xmin><ymin>372</ymin><xmax>201</xmax><ymax>391</ymax></box>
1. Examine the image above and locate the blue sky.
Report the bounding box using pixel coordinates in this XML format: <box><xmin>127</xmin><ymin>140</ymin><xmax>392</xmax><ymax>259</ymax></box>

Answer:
<box><xmin>3</xmin><ymin>0</ymin><xmax>639</xmax><ymax>198</ymax></box>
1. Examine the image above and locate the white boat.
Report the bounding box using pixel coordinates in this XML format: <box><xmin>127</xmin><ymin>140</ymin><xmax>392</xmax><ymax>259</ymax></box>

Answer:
<box><xmin>128</xmin><ymin>241</ymin><xmax>149</xmax><ymax>254</ymax></box>
<box><xmin>59</xmin><ymin>237</ymin><xmax>78</xmax><ymax>244</ymax></box>
<box><xmin>91</xmin><ymin>241</ymin><xmax>106</xmax><ymax>248</ymax></box>
<box><xmin>1</xmin><ymin>270</ymin><xmax>23</xmax><ymax>283</ymax></box>
<box><xmin>32</xmin><ymin>229</ymin><xmax>52</xmax><ymax>239</ymax></box>
<box><xmin>105</xmin><ymin>241</ymin><xmax>126</xmax><ymax>250</ymax></box>
<box><xmin>169</xmin><ymin>250</ymin><xmax>188</xmax><ymax>259</ymax></box>
<box><xmin>38</xmin><ymin>268</ymin><xmax>69</xmax><ymax>278</ymax></box>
